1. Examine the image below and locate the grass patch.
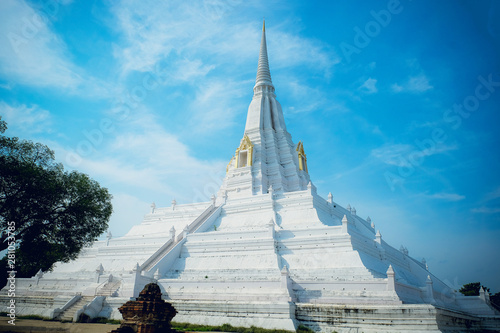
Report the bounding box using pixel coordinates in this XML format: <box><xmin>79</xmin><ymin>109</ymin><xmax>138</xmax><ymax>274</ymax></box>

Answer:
<box><xmin>296</xmin><ymin>325</ymin><xmax>316</xmax><ymax>333</ymax></box>
<box><xmin>171</xmin><ymin>322</ymin><xmax>316</xmax><ymax>333</ymax></box>
<box><xmin>17</xmin><ymin>314</ymin><xmax>55</xmax><ymax>321</ymax></box>
<box><xmin>1</xmin><ymin>312</ymin><xmax>55</xmax><ymax>321</ymax></box>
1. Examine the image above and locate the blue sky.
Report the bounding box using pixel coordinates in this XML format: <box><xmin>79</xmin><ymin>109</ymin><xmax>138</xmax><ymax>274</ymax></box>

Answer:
<box><xmin>1</xmin><ymin>0</ymin><xmax>499</xmax><ymax>292</ymax></box>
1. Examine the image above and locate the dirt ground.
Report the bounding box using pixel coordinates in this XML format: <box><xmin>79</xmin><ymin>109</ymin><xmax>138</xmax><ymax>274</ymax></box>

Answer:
<box><xmin>0</xmin><ymin>317</ymin><xmax>217</xmax><ymax>333</ymax></box>
<box><xmin>0</xmin><ymin>317</ymin><xmax>120</xmax><ymax>333</ymax></box>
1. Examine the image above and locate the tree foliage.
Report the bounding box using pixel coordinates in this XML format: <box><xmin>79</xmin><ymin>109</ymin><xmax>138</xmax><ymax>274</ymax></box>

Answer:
<box><xmin>0</xmin><ymin>116</ymin><xmax>112</xmax><ymax>280</ymax></box>
<box><xmin>458</xmin><ymin>282</ymin><xmax>490</xmax><ymax>296</ymax></box>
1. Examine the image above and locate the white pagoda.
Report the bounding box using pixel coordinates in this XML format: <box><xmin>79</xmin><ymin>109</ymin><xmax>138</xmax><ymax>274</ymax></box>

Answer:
<box><xmin>3</xmin><ymin>22</ymin><xmax>499</xmax><ymax>333</ymax></box>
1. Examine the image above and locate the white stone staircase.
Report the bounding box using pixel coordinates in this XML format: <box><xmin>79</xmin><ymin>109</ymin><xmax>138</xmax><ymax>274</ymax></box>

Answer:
<box><xmin>57</xmin><ymin>296</ymin><xmax>93</xmax><ymax>322</ymax></box>
<box><xmin>141</xmin><ymin>204</ymin><xmax>221</xmax><ymax>272</ymax></box>
<box><xmin>96</xmin><ymin>279</ymin><xmax>121</xmax><ymax>297</ymax></box>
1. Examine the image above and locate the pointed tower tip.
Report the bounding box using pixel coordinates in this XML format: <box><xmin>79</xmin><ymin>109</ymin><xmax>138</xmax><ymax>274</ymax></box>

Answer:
<box><xmin>254</xmin><ymin>20</ymin><xmax>273</xmax><ymax>89</ymax></box>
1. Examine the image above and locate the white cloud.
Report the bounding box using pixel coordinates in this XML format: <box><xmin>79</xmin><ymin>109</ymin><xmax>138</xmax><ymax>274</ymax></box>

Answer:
<box><xmin>360</xmin><ymin>78</ymin><xmax>378</xmax><ymax>94</ymax></box>
<box><xmin>283</xmin><ymin>80</ymin><xmax>331</xmax><ymax>114</ymax></box>
<box><xmin>485</xmin><ymin>186</ymin><xmax>500</xmax><ymax>201</ymax></box>
<box><xmin>0</xmin><ymin>0</ymin><xmax>80</xmax><ymax>89</ymax></box>
<box><xmin>370</xmin><ymin>144</ymin><xmax>414</xmax><ymax>167</ymax></box>
<box><xmin>110</xmin><ymin>1</ymin><xmax>338</xmax><ymax>79</ymax></box>
<box><xmin>110</xmin><ymin>1</ymin><xmax>226</xmax><ymax>75</ymax></box>
<box><xmin>391</xmin><ymin>73</ymin><xmax>433</xmax><ymax>93</ymax></box>
<box><xmin>471</xmin><ymin>207</ymin><xmax>500</xmax><ymax>214</ymax></box>
<box><xmin>371</xmin><ymin>142</ymin><xmax>458</xmax><ymax>167</ymax></box>
<box><xmin>172</xmin><ymin>59</ymin><xmax>215</xmax><ymax>82</ymax></box>
<box><xmin>0</xmin><ymin>83</ymin><xmax>13</xmax><ymax>90</ymax></box>
<box><xmin>188</xmin><ymin>78</ymin><xmax>248</xmax><ymax>132</ymax></box>
<box><xmin>430</xmin><ymin>143</ymin><xmax>459</xmax><ymax>155</ymax></box>
<box><xmin>270</xmin><ymin>30</ymin><xmax>339</xmax><ymax>76</ymax></box>
<box><xmin>53</xmin><ymin>111</ymin><xmax>226</xmax><ymax>208</ymax></box>
<box><xmin>0</xmin><ymin>0</ymin><xmax>110</xmax><ymax>97</ymax></box>
<box><xmin>427</xmin><ymin>192</ymin><xmax>465</xmax><ymax>201</ymax></box>
<box><xmin>391</xmin><ymin>83</ymin><xmax>404</xmax><ymax>93</ymax></box>
<box><xmin>407</xmin><ymin>74</ymin><xmax>433</xmax><ymax>92</ymax></box>
<box><xmin>0</xmin><ymin>101</ymin><xmax>52</xmax><ymax>133</ymax></box>
<box><xmin>107</xmin><ymin>1</ymin><xmax>339</xmax><ymax>136</ymax></box>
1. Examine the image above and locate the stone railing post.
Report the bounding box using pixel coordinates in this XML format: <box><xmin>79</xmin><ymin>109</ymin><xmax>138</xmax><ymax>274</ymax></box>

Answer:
<box><xmin>426</xmin><ymin>275</ymin><xmax>435</xmax><ymax>304</ymax></box>
<box><xmin>341</xmin><ymin>215</ymin><xmax>348</xmax><ymax>233</ymax></box>
<box><xmin>34</xmin><ymin>269</ymin><xmax>43</xmax><ymax>285</ymax></box>
<box><xmin>95</xmin><ymin>264</ymin><xmax>104</xmax><ymax>283</ymax></box>
<box><xmin>281</xmin><ymin>265</ymin><xmax>295</xmax><ymax>301</ymax></box>
<box><xmin>386</xmin><ymin>265</ymin><xmax>395</xmax><ymax>291</ymax></box>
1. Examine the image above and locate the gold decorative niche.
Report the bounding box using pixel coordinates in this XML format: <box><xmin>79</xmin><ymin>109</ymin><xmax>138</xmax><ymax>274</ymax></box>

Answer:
<box><xmin>296</xmin><ymin>141</ymin><xmax>308</xmax><ymax>172</ymax></box>
<box><xmin>235</xmin><ymin>134</ymin><xmax>254</xmax><ymax>168</ymax></box>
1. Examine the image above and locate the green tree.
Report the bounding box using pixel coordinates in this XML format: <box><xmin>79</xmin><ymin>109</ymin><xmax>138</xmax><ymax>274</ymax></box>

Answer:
<box><xmin>0</xmin><ymin>116</ymin><xmax>112</xmax><ymax>282</ymax></box>
<box><xmin>458</xmin><ymin>282</ymin><xmax>490</xmax><ymax>296</ymax></box>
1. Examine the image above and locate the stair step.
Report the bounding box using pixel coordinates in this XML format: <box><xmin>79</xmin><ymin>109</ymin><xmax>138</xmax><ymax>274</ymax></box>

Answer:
<box><xmin>58</xmin><ymin>297</ymin><xmax>93</xmax><ymax>322</ymax></box>
<box><xmin>96</xmin><ymin>280</ymin><xmax>121</xmax><ymax>296</ymax></box>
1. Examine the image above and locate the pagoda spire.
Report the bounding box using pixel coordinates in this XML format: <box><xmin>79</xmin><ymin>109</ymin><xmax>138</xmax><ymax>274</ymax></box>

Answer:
<box><xmin>254</xmin><ymin>19</ymin><xmax>273</xmax><ymax>89</ymax></box>
<box><xmin>218</xmin><ymin>20</ymin><xmax>310</xmax><ymax>198</ymax></box>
